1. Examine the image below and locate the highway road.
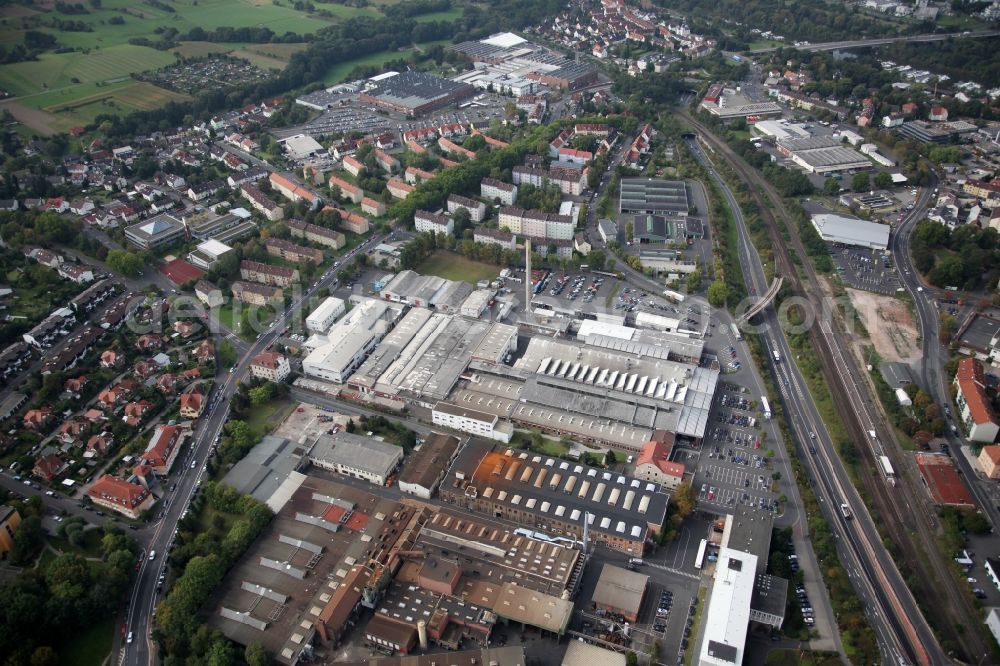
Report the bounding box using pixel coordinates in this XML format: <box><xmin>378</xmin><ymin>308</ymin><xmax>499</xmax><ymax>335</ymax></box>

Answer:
<box><xmin>747</xmin><ymin>29</ymin><xmax>1000</xmax><ymax>53</ymax></box>
<box><xmin>686</xmin><ymin>138</ymin><xmax>942</xmax><ymax>666</ymax></box>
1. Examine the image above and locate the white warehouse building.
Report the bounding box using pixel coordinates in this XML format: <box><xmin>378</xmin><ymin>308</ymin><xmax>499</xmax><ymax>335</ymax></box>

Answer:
<box><xmin>432</xmin><ymin>401</ymin><xmax>513</xmax><ymax>443</ymax></box>
<box><xmin>810</xmin><ymin>213</ymin><xmax>890</xmax><ymax>251</ymax></box>
<box><xmin>302</xmin><ymin>298</ymin><xmax>403</xmax><ymax>383</ymax></box>
<box><xmin>305</xmin><ymin>296</ymin><xmax>346</xmax><ymax>333</ymax></box>
<box><xmin>698</xmin><ymin>547</ymin><xmax>758</xmax><ymax>666</ymax></box>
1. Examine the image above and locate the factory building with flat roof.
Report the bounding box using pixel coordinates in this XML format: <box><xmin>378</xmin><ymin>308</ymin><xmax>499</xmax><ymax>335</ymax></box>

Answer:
<box><xmin>308</xmin><ymin>430</ymin><xmax>404</xmax><ymax>486</ymax></box>
<box><xmin>698</xmin><ymin>548</ymin><xmax>758</xmax><ymax>666</ymax></box>
<box><xmin>776</xmin><ymin>135</ymin><xmax>870</xmax><ymax>174</ymax></box>
<box><xmin>619</xmin><ymin>178</ymin><xmax>689</xmax><ymax>217</ymax></box>
<box><xmin>346</xmin><ymin>308</ymin><xmax>517</xmax><ymax>405</ymax></box>
<box><xmin>450</xmin><ymin>335</ymin><xmax>719</xmax><ymax>451</ymax></box>
<box><xmin>302</xmin><ymin>297</ymin><xmax>404</xmax><ymax>384</ymax></box>
<box><xmin>359</xmin><ymin>71</ymin><xmax>476</xmax><ymax>115</ymax></box>
<box><xmin>380</xmin><ymin>269</ymin><xmax>481</xmax><ymax>313</ymax></box>
<box><xmin>439</xmin><ymin>439</ymin><xmax>669</xmax><ymax>555</ymax></box>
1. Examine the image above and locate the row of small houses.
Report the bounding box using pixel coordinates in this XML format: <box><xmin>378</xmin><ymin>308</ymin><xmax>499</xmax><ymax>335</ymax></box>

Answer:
<box><xmin>0</xmin><ymin>282</ymin><xmax>139</xmax><ymax>387</ymax></box>
<box><xmin>83</xmin><ymin>349</ymin><xmax>283</xmax><ymax>520</ymax></box>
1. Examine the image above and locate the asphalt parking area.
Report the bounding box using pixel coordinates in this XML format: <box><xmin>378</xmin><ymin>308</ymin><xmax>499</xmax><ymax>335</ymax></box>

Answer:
<box><xmin>832</xmin><ymin>246</ymin><xmax>901</xmax><ymax>295</ymax></box>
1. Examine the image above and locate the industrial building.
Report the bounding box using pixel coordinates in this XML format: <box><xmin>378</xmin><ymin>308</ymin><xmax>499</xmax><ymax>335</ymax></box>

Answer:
<box><xmin>432</xmin><ymin>401</ymin><xmax>514</xmax><ymax>443</ymax></box>
<box><xmin>776</xmin><ymin>135</ymin><xmax>871</xmax><ymax>174</ymax></box>
<box><xmin>447</xmin><ymin>34</ymin><xmax>597</xmax><ymax>91</ymax></box>
<box><xmin>592</xmin><ymin>564</ymin><xmax>648</xmax><ymax>622</ymax></box>
<box><xmin>439</xmin><ymin>439</ymin><xmax>669</xmax><ymax>555</ymax></box>
<box><xmin>446</xmin><ymin>333</ymin><xmax>717</xmax><ymax>451</ymax></box>
<box><xmin>379</xmin><ymin>270</ymin><xmax>478</xmax><ymax>312</ymax></box>
<box><xmin>635</xmin><ymin>435</ymin><xmax>685</xmax><ymax>490</ymax></box>
<box><xmin>631</xmin><ymin>214</ymin><xmax>703</xmax><ymax>244</ymax></box>
<box><xmin>207</xmin><ymin>477</ymin><xmax>426</xmax><ymax>663</ymax></box>
<box><xmin>397</xmin><ymin>432</ymin><xmax>462</xmax><ymax>499</ymax></box>
<box><xmin>359</xmin><ymin>71</ymin><xmax>476</xmax><ymax>115</ymax></box>
<box><xmin>307</xmin><ymin>430</ymin><xmax>403</xmax><ymax>486</ymax></box>
<box><xmin>638</xmin><ymin>248</ymin><xmax>700</xmax><ymax>274</ymax></box>
<box><xmin>619</xmin><ymin>179</ymin><xmax>689</xmax><ymax>218</ymax></box>
<box><xmin>699</xmin><ymin>88</ymin><xmax>782</xmax><ymax>119</ymax></box>
<box><xmin>347</xmin><ymin>306</ymin><xmax>516</xmax><ymax>404</ymax></box>
<box><xmin>302</xmin><ymin>297</ymin><xmax>404</xmax><ymax>384</ymax></box>
<box><xmin>305</xmin><ymin>297</ymin><xmax>346</xmax><ymax>333</ymax></box>
<box><xmin>698</xmin><ymin>548</ymin><xmax>757</xmax><ymax>666</ymax></box>
<box><xmin>810</xmin><ymin>213</ymin><xmax>890</xmax><ymax>250</ymax></box>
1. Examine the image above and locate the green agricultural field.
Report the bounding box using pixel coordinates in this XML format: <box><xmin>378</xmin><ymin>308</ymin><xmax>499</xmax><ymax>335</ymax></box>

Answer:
<box><xmin>417</xmin><ymin>250</ymin><xmax>499</xmax><ymax>284</ymax></box>
<box><xmin>0</xmin><ymin>44</ymin><xmax>176</xmax><ymax>97</ymax></box>
<box><xmin>0</xmin><ymin>0</ymin><xmax>338</xmax><ymax>53</ymax></box>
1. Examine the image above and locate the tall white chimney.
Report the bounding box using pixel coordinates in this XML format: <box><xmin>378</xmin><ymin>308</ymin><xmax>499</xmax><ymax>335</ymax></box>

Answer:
<box><xmin>417</xmin><ymin>619</ymin><xmax>428</xmax><ymax>650</ymax></box>
<box><xmin>524</xmin><ymin>238</ymin><xmax>532</xmax><ymax>313</ymax></box>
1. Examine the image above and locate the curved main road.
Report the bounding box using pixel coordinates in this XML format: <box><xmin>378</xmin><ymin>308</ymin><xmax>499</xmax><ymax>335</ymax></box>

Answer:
<box><xmin>892</xmin><ymin>174</ymin><xmax>1000</xmax><ymax>530</ymax></box>
<box><xmin>747</xmin><ymin>29</ymin><xmax>1000</xmax><ymax>54</ymax></box>
<box><xmin>687</xmin><ymin>138</ymin><xmax>942</xmax><ymax>666</ymax></box>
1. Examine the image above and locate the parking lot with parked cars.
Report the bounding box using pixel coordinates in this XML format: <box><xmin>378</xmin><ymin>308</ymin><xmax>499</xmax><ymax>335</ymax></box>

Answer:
<box><xmin>831</xmin><ymin>247</ymin><xmax>901</xmax><ymax>295</ymax></box>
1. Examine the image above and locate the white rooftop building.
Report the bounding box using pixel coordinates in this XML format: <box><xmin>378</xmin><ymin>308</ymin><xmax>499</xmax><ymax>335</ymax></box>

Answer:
<box><xmin>187</xmin><ymin>238</ymin><xmax>233</xmax><ymax>271</ymax></box>
<box><xmin>810</xmin><ymin>213</ymin><xmax>890</xmax><ymax>250</ymax></box>
<box><xmin>698</xmin><ymin>547</ymin><xmax>758</xmax><ymax>666</ymax></box>
<box><xmin>302</xmin><ymin>298</ymin><xmax>402</xmax><ymax>384</ymax></box>
<box><xmin>305</xmin><ymin>297</ymin><xmax>347</xmax><ymax>333</ymax></box>
<box><xmin>281</xmin><ymin>134</ymin><xmax>324</xmax><ymax>160</ymax></box>
<box><xmin>482</xmin><ymin>32</ymin><xmax>528</xmax><ymax>48</ymax></box>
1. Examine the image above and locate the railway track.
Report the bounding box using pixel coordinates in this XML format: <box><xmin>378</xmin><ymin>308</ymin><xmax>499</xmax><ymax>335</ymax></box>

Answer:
<box><xmin>679</xmin><ymin>112</ymin><xmax>984</xmax><ymax>662</ymax></box>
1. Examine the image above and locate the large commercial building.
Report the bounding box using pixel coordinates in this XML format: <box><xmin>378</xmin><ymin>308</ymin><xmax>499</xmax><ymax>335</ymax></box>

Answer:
<box><xmin>810</xmin><ymin>213</ymin><xmax>890</xmax><ymax>250</ymax></box>
<box><xmin>302</xmin><ymin>298</ymin><xmax>403</xmax><ymax>383</ymax></box>
<box><xmin>955</xmin><ymin>357</ymin><xmax>1000</xmax><ymax>443</ymax></box>
<box><xmin>698</xmin><ymin>548</ymin><xmax>758</xmax><ymax>666</ymax></box>
<box><xmin>777</xmin><ymin>136</ymin><xmax>870</xmax><ymax>174</ymax></box>
<box><xmin>699</xmin><ymin>88</ymin><xmax>782</xmax><ymax>119</ymax></box>
<box><xmin>359</xmin><ymin>71</ymin><xmax>476</xmax><ymax>115</ymax></box>
<box><xmin>439</xmin><ymin>439</ymin><xmax>669</xmax><ymax>554</ymax></box>
<box><xmin>619</xmin><ymin>179</ymin><xmax>689</xmax><ymax>218</ymax></box>
<box><xmin>397</xmin><ymin>432</ymin><xmax>461</xmax><ymax>499</ymax></box>
<box><xmin>308</xmin><ymin>431</ymin><xmax>403</xmax><ymax>486</ymax></box>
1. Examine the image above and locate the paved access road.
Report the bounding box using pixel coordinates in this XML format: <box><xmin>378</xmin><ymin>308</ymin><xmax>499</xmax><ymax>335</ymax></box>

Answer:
<box><xmin>686</xmin><ymin>138</ymin><xmax>942</xmax><ymax>666</ymax></box>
